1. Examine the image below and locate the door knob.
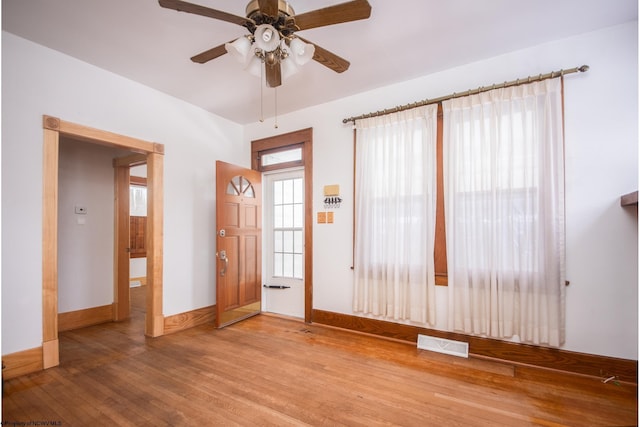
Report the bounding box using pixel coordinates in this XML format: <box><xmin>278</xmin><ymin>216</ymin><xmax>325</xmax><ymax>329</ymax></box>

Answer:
<box><xmin>219</xmin><ymin>250</ymin><xmax>228</xmax><ymax>276</ymax></box>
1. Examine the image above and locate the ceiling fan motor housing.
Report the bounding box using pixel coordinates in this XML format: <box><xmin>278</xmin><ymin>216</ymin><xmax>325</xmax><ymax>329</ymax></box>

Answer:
<box><xmin>244</xmin><ymin>0</ymin><xmax>298</xmax><ymax>38</ymax></box>
<box><xmin>245</xmin><ymin>0</ymin><xmax>297</xmax><ymax>35</ymax></box>
<box><xmin>245</xmin><ymin>0</ymin><xmax>295</xmax><ymax>19</ymax></box>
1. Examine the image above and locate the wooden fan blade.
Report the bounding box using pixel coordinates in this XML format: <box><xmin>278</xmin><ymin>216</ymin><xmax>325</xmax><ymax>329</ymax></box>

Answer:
<box><xmin>190</xmin><ymin>43</ymin><xmax>229</xmax><ymax>64</ymax></box>
<box><xmin>266</xmin><ymin>62</ymin><xmax>282</xmax><ymax>88</ymax></box>
<box><xmin>258</xmin><ymin>0</ymin><xmax>279</xmax><ymax>17</ymax></box>
<box><xmin>297</xmin><ymin>37</ymin><xmax>350</xmax><ymax>73</ymax></box>
<box><xmin>293</xmin><ymin>0</ymin><xmax>371</xmax><ymax>31</ymax></box>
<box><xmin>158</xmin><ymin>0</ymin><xmax>253</xmax><ymax>27</ymax></box>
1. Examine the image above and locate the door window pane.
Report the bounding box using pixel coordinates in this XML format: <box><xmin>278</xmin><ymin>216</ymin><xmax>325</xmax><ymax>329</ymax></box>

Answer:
<box><xmin>294</xmin><ymin>178</ymin><xmax>303</xmax><ymax>203</ymax></box>
<box><xmin>227</xmin><ymin>175</ymin><xmax>255</xmax><ymax>198</ymax></box>
<box><xmin>274</xmin><ymin>205</ymin><xmax>283</xmax><ymax>229</ymax></box>
<box><xmin>283</xmin><ymin>230</ymin><xmax>294</xmax><ymax>253</ymax></box>
<box><xmin>294</xmin><ymin>204</ymin><xmax>303</xmax><ymax>228</ymax></box>
<box><xmin>283</xmin><ymin>254</ymin><xmax>294</xmax><ymax>277</ymax></box>
<box><xmin>294</xmin><ymin>230</ymin><xmax>303</xmax><ymax>253</ymax></box>
<box><xmin>283</xmin><ymin>205</ymin><xmax>294</xmax><ymax>228</ymax></box>
<box><xmin>283</xmin><ymin>179</ymin><xmax>294</xmax><ymax>204</ymax></box>
<box><xmin>272</xmin><ymin>177</ymin><xmax>304</xmax><ymax>279</ymax></box>
<box><xmin>274</xmin><ymin>180</ymin><xmax>283</xmax><ymax>204</ymax></box>
<box><xmin>274</xmin><ymin>253</ymin><xmax>283</xmax><ymax>277</ymax></box>
<box><xmin>274</xmin><ymin>230</ymin><xmax>283</xmax><ymax>252</ymax></box>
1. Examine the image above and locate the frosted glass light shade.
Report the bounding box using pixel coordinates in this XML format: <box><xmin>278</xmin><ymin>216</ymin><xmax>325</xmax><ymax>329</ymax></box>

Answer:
<box><xmin>225</xmin><ymin>37</ymin><xmax>252</xmax><ymax>64</ymax></box>
<box><xmin>289</xmin><ymin>37</ymin><xmax>315</xmax><ymax>65</ymax></box>
<box><xmin>245</xmin><ymin>55</ymin><xmax>262</xmax><ymax>77</ymax></box>
<box><xmin>279</xmin><ymin>40</ymin><xmax>298</xmax><ymax>79</ymax></box>
<box><xmin>254</xmin><ymin>24</ymin><xmax>280</xmax><ymax>52</ymax></box>
<box><xmin>281</xmin><ymin>56</ymin><xmax>300</xmax><ymax>79</ymax></box>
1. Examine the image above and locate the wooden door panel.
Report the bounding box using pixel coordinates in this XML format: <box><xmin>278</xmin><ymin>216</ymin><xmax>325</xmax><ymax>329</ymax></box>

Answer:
<box><xmin>243</xmin><ymin>235</ymin><xmax>259</xmax><ymax>302</ymax></box>
<box><xmin>224</xmin><ymin>202</ymin><xmax>240</xmax><ymax>228</ymax></box>
<box><xmin>221</xmin><ymin>235</ymin><xmax>240</xmax><ymax>309</ymax></box>
<box><xmin>216</xmin><ymin>161</ymin><xmax>262</xmax><ymax>327</ymax></box>
<box><xmin>244</xmin><ymin>205</ymin><xmax>258</xmax><ymax>228</ymax></box>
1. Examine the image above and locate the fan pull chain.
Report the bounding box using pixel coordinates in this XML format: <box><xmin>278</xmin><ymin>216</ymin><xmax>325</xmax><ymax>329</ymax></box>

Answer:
<box><xmin>259</xmin><ymin>63</ymin><xmax>265</xmax><ymax>123</ymax></box>
<box><xmin>274</xmin><ymin>86</ymin><xmax>278</xmax><ymax>129</ymax></box>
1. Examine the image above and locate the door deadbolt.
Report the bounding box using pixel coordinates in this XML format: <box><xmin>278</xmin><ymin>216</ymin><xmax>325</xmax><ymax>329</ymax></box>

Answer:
<box><xmin>218</xmin><ymin>229</ymin><xmax>226</xmax><ymax>237</ymax></box>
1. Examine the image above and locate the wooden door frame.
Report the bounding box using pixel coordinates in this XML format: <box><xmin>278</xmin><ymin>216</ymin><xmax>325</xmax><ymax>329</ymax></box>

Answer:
<box><xmin>251</xmin><ymin>128</ymin><xmax>313</xmax><ymax>323</ymax></box>
<box><xmin>42</xmin><ymin>115</ymin><xmax>165</xmax><ymax>369</ymax></box>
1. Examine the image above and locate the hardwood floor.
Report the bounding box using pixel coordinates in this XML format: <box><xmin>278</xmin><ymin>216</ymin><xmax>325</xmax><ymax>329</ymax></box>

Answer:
<box><xmin>3</xmin><ymin>286</ymin><xmax>637</xmax><ymax>426</ymax></box>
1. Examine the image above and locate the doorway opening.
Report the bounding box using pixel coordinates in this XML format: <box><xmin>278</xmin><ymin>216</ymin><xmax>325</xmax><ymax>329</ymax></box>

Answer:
<box><xmin>56</xmin><ymin>138</ymin><xmax>142</xmax><ymax>332</ymax></box>
<box><xmin>129</xmin><ymin>165</ymin><xmax>148</xmax><ymax>320</ymax></box>
<box><xmin>41</xmin><ymin>115</ymin><xmax>165</xmax><ymax>369</ymax></box>
<box><xmin>251</xmin><ymin>128</ymin><xmax>313</xmax><ymax>322</ymax></box>
<box><xmin>262</xmin><ymin>168</ymin><xmax>305</xmax><ymax>319</ymax></box>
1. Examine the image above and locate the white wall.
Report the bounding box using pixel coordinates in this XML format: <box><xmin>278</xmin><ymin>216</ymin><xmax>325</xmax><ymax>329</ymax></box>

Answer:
<box><xmin>130</xmin><ymin>259</ymin><xmax>147</xmax><ymax>281</ymax></box>
<box><xmin>244</xmin><ymin>22</ymin><xmax>639</xmax><ymax>360</ymax></box>
<box><xmin>2</xmin><ymin>32</ymin><xmax>248</xmax><ymax>355</ymax></box>
<box><xmin>58</xmin><ymin>138</ymin><xmax>116</xmax><ymax>313</ymax></box>
<box><xmin>2</xmin><ymin>21</ymin><xmax>637</xmax><ymax>361</ymax></box>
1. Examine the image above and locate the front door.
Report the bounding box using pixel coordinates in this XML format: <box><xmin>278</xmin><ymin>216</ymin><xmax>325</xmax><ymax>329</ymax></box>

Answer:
<box><xmin>216</xmin><ymin>161</ymin><xmax>262</xmax><ymax>327</ymax></box>
<box><xmin>262</xmin><ymin>169</ymin><xmax>305</xmax><ymax>318</ymax></box>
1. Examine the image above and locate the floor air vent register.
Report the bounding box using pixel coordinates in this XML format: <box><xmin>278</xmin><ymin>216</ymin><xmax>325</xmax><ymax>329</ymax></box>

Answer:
<box><xmin>417</xmin><ymin>334</ymin><xmax>469</xmax><ymax>358</ymax></box>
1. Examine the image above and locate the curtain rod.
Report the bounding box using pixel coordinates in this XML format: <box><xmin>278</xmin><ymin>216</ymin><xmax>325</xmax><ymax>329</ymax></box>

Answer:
<box><xmin>342</xmin><ymin>65</ymin><xmax>590</xmax><ymax>124</ymax></box>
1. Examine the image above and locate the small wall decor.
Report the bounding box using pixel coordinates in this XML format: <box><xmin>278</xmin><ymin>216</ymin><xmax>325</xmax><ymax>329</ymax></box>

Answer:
<box><xmin>317</xmin><ymin>212</ymin><xmax>327</xmax><ymax>224</ymax></box>
<box><xmin>323</xmin><ymin>184</ymin><xmax>342</xmax><ymax>209</ymax></box>
<box><xmin>317</xmin><ymin>211</ymin><xmax>334</xmax><ymax>224</ymax></box>
<box><xmin>326</xmin><ymin>212</ymin><xmax>334</xmax><ymax>224</ymax></box>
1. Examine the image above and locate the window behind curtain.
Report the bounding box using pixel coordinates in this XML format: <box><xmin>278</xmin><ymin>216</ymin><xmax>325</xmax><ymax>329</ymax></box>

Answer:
<box><xmin>443</xmin><ymin>78</ymin><xmax>566</xmax><ymax>346</ymax></box>
<box><xmin>353</xmin><ymin>105</ymin><xmax>438</xmax><ymax>325</ymax></box>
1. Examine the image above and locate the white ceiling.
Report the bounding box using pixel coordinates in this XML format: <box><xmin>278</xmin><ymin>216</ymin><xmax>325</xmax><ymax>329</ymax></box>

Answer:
<box><xmin>3</xmin><ymin>0</ymin><xmax>637</xmax><ymax>124</ymax></box>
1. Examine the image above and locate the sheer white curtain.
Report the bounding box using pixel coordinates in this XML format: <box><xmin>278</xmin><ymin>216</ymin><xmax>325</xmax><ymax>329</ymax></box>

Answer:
<box><xmin>443</xmin><ymin>78</ymin><xmax>565</xmax><ymax>346</ymax></box>
<box><xmin>353</xmin><ymin>105</ymin><xmax>438</xmax><ymax>325</ymax></box>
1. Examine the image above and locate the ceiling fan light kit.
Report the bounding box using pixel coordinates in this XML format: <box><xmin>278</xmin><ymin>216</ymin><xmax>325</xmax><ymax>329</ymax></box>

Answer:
<box><xmin>158</xmin><ymin>0</ymin><xmax>372</xmax><ymax>88</ymax></box>
<box><xmin>159</xmin><ymin>0</ymin><xmax>371</xmax><ymax>125</ymax></box>
<box><xmin>254</xmin><ymin>24</ymin><xmax>281</xmax><ymax>52</ymax></box>
<box><xmin>288</xmin><ymin>37</ymin><xmax>314</xmax><ymax>65</ymax></box>
<box><xmin>224</xmin><ymin>36</ymin><xmax>252</xmax><ymax>64</ymax></box>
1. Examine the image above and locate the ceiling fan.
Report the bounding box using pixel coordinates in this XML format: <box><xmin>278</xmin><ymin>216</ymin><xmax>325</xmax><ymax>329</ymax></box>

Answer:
<box><xmin>158</xmin><ymin>0</ymin><xmax>372</xmax><ymax>88</ymax></box>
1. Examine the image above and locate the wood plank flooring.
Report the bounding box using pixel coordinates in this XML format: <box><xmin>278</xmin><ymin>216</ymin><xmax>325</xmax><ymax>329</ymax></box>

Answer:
<box><xmin>3</xmin><ymin>286</ymin><xmax>637</xmax><ymax>426</ymax></box>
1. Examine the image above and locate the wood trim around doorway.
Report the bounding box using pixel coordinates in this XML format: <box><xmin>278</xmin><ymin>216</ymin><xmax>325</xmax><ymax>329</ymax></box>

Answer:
<box><xmin>41</xmin><ymin>115</ymin><xmax>165</xmax><ymax>370</ymax></box>
<box><xmin>251</xmin><ymin>128</ymin><xmax>313</xmax><ymax>323</ymax></box>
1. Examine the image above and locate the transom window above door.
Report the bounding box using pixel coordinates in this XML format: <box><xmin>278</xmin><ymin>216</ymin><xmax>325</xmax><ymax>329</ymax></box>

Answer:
<box><xmin>259</xmin><ymin>144</ymin><xmax>304</xmax><ymax>171</ymax></box>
